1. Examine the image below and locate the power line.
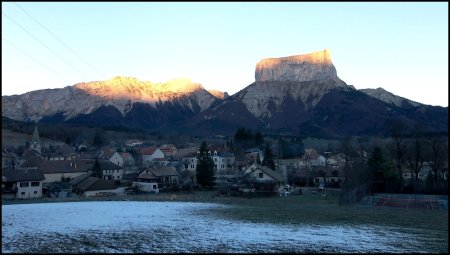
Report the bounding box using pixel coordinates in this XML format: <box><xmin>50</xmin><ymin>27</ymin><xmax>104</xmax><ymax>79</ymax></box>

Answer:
<box><xmin>13</xmin><ymin>2</ymin><xmax>104</xmax><ymax>77</ymax></box>
<box><xmin>3</xmin><ymin>38</ymin><xmax>67</xmax><ymax>81</ymax></box>
<box><xmin>2</xmin><ymin>11</ymin><xmax>87</xmax><ymax>79</ymax></box>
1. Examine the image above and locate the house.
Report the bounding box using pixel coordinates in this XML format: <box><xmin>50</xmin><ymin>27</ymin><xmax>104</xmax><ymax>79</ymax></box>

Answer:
<box><xmin>18</xmin><ymin>155</ymin><xmax>44</xmax><ymax>170</ymax></box>
<box><xmin>139</xmin><ymin>166</ymin><xmax>179</xmax><ymax>189</ymax></box>
<box><xmin>159</xmin><ymin>144</ymin><xmax>178</xmax><ymax>157</ymax></box>
<box><xmin>181</xmin><ymin>147</ymin><xmax>235</xmax><ymax>173</ymax></box>
<box><xmin>211</xmin><ymin>148</ymin><xmax>235</xmax><ymax>172</ymax></box>
<box><xmin>134</xmin><ymin>170</ymin><xmax>159</xmax><ymax>193</ymax></box>
<box><xmin>39</xmin><ymin>159</ymin><xmax>94</xmax><ymax>183</ymax></box>
<box><xmin>125</xmin><ymin>139</ymin><xmax>143</xmax><ymax>147</ymax></box>
<box><xmin>139</xmin><ymin>147</ymin><xmax>165</xmax><ymax>165</ymax></box>
<box><xmin>172</xmin><ymin>147</ymin><xmax>198</xmax><ymax>161</ymax></box>
<box><xmin>323</xmin><ymin>168</ymin><xmax>345</xmax><ymax>188</ymax></box>
<box><xmin>69</xmin><ymin>173</ymin><xmax>91</xmax><ymax>189</ymax></box>
<box><xmin>402</xmin><ymin>162</ymin><xmax>434</xmax><ymax>183</ymax></box>
<box><xmin>2</xmin><ymin>168</ymin><xmax>45</xmax><ymax>199</ymax></box>
<box><xmin>2</xmin><ymin>150</ymin><xmax>19</xmax><ymax>171</ymax></box>
<box><xmin>99</xmin><ymin>160</ymin><xmax>124</xmax><ymax>181</ymax></box>
<box><xmin>45</xmin><ymin>144</ymin><xmax>77</xmax><ymax>161</ymax></box>
<box><xmin>132</xmin><ymin>181</ymin><xmax>159</xmax><ymax>193</ymax></box>
<box><xmin>181</xmin><ymin>152</ymin><xmax>198</xmax><ymax>171</ymax></box>
<box><xmin>326</xmin><ymin>154</ymin><xmax>346</xmax><ymax>168</ymax></box>
<box><xmin>241</xmin><ymin>163</ymin><xmax>283</xmax><ymax>191</ymax></box>
<box><xmin>119</xmin><ymin>152</ymin><xmax>136</xmax><ymax>167</ymax></box>
<box><xmin>302</xmin><ymin>149</ymin><xmax>326</xmax><ymax>167</ymax></box>
<box><xmin>149</xmin><ymin>158</ymin><xmax>171</xmax><ymax>168</ymax></box>
<box><xmin>72</xmin><ymin>176</ymin><xmax>120</xmax><ymax>197</ymax></box>
<box><xmin>244</xmin><ymin>148</ymin><xmax>263</xmax><ymax>162</ymax></box>
<box><xmin>97</xmin><ymin>147</ymin><xmax>124</xmax><ymax>166</ymax></box>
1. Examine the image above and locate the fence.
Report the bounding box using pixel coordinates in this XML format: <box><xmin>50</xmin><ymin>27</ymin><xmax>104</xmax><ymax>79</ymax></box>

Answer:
<box><xmin>369</xmin><ymin>193</ymin><xmax>448</xmax><ymax>210</ymax></box>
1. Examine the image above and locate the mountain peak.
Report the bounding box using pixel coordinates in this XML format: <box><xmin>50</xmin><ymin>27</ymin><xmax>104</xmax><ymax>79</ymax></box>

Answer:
<box><xmin>255</xmin><ymin>49</ymin><xmax>338</xmax><ymax>82</ymax></box>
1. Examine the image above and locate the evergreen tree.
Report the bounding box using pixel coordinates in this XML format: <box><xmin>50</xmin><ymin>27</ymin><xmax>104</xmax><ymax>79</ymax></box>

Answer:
<box><xmin>196</xmin><ymin>141</ymin><xmax>215</xmax><ymax>189</ymax></box>
<box><xmin>368</xmin><ymin>147</ymin><xmax>398</xmax><ymax>193</ymax></box>
<box><xmin>262</xmin><ymin>142</ymin><xmax>276</xmax><ymax>170</ymax></box>
<box><xmin>93</xmin><ymin>130</ymin><xmax>103</xmax><ymax>148</ymax></box>
<box><xmin>254</xmin><ymin>131</ymin><xmax>264</xmax><ymax>148</ymax></box>
<box><xmin>92</xmin><ymin>159</ymin><xmax>102</xmax><ymax>178</ymax></box>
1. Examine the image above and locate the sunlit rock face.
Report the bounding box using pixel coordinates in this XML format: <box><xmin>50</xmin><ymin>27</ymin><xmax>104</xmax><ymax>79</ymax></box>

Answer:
<box><xmin>255</xmin><ymin>49</ymin><xmax>338</xmax><ymax>82</ymax></box>
<box><xmin>1</xmin><ymin>76</ymin><xmax>222</xmax><ymax>122</ymax></box>
<box><xmin>207</xmin><ymin>90</ymin><xmax>229</xmax><ymax>99</ymax></box>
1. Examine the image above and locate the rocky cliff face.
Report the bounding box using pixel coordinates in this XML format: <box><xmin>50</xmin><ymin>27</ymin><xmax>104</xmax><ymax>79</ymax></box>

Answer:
<box><xmin>207</xmin><ymin>90</ymin><xmax>229</xmax><ymax>99</ymax></box>
<box><xmin>359</xmin><ymin>87</ymin><xmax>421</xmax><ymax>108</ymax></box>
<box><xmin>1</xmin><ymin>76</ymin><xmax>223</xmax><ymax>122</ymax></box>
<box><xmin>237</xmin><ymin>49</ymin><xmax>348</xmax><ymax>118</ymax></box>
<box><xmin>183</xmin><ymin>49</ymin><xmax>447</xmax><ymax>137</ymax></box>
<box><xmin>255</xmin><ymin>49</ymin><xmax>339</xmax><ymax>82</ymax></box>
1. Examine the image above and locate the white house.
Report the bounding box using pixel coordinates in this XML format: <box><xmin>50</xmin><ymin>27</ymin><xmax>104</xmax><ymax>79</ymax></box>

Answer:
<box><xmin>99</xmin><ymin>160</ymin><xmax>124</xmax><ymax>181</ymax></box>
<box><xmin>211</xmin><ymin>149</ymin><xmax>235</xmax><ymax>172</ymax></box>
<box><xmin>119</xmin><ymin>152</ymin><xmax>136</xmax><ymax>167</ymax></box>
<box><xmin>182</xmin><ymin>152</ymin><xmax>198</xmax><ymax>171</ymax></box>
<box><xmin>126</xmin><ymin>139</ymin><xmax>143</xmax><ymax>147</ymax></box>
<box><xmin>159</xmin><ymin>144</ymin><xmax>178</xmax><ymax>157</ymax></box>
<box><xmin>2</xmin><ymin>169</ymin><xmax>45</xmax><ymax>199</ymax></box>
<box><xmin>97</xmin><ymin>147</ymin><xmax>124</xmax><ymax>167</ymax></box>
<box><xmin>138</xmin><ymin>147</ymin><xmax>164</xmax><ymax>165</ymax></box>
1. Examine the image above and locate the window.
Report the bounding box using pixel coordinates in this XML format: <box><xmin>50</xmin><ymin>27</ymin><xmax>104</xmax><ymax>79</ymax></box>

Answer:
<box><xmin>258</xmin><ymin>173</ymin><xmax>263</xmax><ymax>178</ymax></box>
<box><xmin>21</xmin><ymin>192</ymin><xmax>25</xmax><ymax>195</ymax></box>
<box><xmin>34</xmin><ymin>191</ymin><xmax>38</xmax><ymax>194</ymax></box>
<box><xmin>31</xmin><ymin>182</ymin><xmax>40</xmax><ymax>187</ymax></box>
<box><xmin>20</xmin><ymin>182</ymin><xmax>29</xmax><ymax>187</ymax></box>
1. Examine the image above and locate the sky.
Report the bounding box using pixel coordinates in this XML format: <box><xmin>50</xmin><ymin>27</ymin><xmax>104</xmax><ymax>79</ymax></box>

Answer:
<box><xmin>2</xmin><ymin>2</ymin><xmax>448</xmax><ymax>107</ymax></box>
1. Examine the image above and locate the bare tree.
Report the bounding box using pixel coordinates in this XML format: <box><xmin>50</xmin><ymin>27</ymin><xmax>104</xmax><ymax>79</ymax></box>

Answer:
<box><xmin>406</xmin><ymin>125</ymin><xmax>425</xmax><ymax>193</ymax></box>
<box><xmin>390</xmin><ymin>121</ymin><xmax>407</xmax><ymax>193</ymax></box>
<box><xmin>427</xmin><ymin>136</ymin><xmax>448</xmax><ymax>193</ymax></box>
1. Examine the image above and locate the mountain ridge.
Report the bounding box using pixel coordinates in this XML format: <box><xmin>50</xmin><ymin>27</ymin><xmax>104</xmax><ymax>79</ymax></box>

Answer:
<box><xmin>2</xmin><ymin>50</ymin><xmax>447</xmax><ymax>138</ymax></box>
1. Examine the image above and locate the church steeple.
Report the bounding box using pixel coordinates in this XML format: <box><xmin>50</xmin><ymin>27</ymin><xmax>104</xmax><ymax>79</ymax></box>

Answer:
<box><xmin>30</xmin><ymin>124</ymin><xmax>41</xmax><ymax>154</ymax></box>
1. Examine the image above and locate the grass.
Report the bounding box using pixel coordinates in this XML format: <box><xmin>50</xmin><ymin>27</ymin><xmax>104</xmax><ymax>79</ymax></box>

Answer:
<box><xmin>3</xmin><ymin>190</ymin><xmax>448</xmax><ymax>234</ymax></box>
<box><xmin>206</xmin><ymin>193</ymin><xmax>447</xmax><ymax>231</ymax></box>
<box><xmin>3</xmin><ymin>191</ymin><xmax>447</xmax><ymax>252</ymax></box>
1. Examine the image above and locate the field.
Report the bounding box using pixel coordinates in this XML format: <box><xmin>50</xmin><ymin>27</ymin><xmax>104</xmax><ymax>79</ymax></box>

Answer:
<box><xmin>1</xmin><ymin>128</ymin><xmax>64</xmax><ymax>147</ymax></box>
<box><xmin>4</xmin><ymin>190</ymin><xmax>448</xmax><ymax>233</ymax></box>
<box><xmin>3</xmin><ymin>195</ymin><xmax>448</xmax><ymax>253</ymax></box>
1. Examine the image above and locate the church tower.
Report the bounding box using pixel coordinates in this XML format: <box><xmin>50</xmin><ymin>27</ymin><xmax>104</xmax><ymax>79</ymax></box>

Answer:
<box><xmin>30</xmin><ymin>124</ymin><xmax>41</xmax><ymax>154</ymax></box>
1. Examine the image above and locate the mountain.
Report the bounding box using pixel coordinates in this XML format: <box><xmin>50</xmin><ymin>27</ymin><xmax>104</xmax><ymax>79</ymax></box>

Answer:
<box><xmin>181</xmin><ymin>50</ymin><xmax>448</xmax><ymax>137</ymax></box>
<box><xmin>2</xmin><ymin>76</ymin><xmax>226</xmax><ymax>129</ymax></box>
<box><xmin>2</xmin><ymin>50</ymin><xmax>447</xmax><ymax>138</ymax></box>
<box><xmin>359</xmin><ymin>87</ymin><xmax>420</xmax><ymax>108</ymax></box>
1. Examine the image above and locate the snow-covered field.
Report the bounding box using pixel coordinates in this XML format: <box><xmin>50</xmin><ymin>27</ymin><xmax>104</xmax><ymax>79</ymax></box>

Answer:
<box><xmin>2</xmin><ymin>201</ymin><xmax>446</xmax><ymax>253</ymax></box>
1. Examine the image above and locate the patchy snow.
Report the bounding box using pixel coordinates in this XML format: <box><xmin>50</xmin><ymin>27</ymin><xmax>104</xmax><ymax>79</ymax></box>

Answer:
<box><xmin>2</xmin><ymin>201</ymin><xmax>446</xmax><ymax>253</ymax></box>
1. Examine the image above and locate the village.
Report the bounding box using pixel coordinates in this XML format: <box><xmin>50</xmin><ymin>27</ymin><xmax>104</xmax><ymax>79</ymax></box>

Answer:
<box><xmin>2</xmin><ymin>124</ymin><xmax>445</xmax><ymax>202</ymax></box>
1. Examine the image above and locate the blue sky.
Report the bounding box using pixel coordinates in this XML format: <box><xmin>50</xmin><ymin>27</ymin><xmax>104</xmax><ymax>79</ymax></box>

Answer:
<box><xmin>2</xmin><ymin>2</ymin><xmax>448</xmax><ymax>106</ymax></box>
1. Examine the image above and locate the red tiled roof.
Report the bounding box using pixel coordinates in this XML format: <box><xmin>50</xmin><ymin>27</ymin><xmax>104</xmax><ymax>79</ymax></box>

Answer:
<box><xmin>139</xmin><ymin>147</ymin><xmax>157</xmax><ymax>155</ymax></box>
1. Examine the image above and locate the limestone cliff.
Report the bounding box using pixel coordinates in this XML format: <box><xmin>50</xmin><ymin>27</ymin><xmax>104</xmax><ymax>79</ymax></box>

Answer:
<box><xmin>255</xmin><ymin>49</ymin><xmax>339</xmax><ymax>82</ymax></box>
